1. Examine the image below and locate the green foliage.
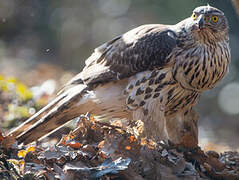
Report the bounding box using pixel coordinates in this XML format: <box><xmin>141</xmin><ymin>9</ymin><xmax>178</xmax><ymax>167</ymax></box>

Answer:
<box><xmin>0</xmin><ymin>75</ymin><xmax>32</xmax><ymax>101</ymax></box>
<box><xmin>0</xmin><ymin>75</ymin><xmax>40</xmax><ymax>129</ymax></box>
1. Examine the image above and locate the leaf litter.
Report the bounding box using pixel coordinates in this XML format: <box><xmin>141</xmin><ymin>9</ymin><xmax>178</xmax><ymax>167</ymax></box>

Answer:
<box><xmin>0</xmin><ymin>115</ymin><xmax>239</xmax><ymax>180</ymax></box>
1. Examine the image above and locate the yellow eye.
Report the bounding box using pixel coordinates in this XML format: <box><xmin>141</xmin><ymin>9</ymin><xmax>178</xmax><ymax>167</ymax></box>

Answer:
<box><xmin>192</xmin><ymin>13</ymin><xmax>197</xmax><ymax>20</ymax></box>
<box><xmin>211</xmin><ymin>15</ymin><xmax>219</xmax><ymax>23</ymax></box>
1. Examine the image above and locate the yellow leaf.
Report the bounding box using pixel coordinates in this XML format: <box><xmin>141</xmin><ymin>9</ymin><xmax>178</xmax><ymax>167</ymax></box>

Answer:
<box><xmin>0</xmin><ymin>74</ymin><xmax>4</xmax><ymax>81</ymax></box>
<box><xmin>26</xmin><ymin>146</ymin><xmax>35</xmax><ymax>153</ymax></box>
<box><xmin>6</xmin><ymin>77</ymin><xmax>17</xmax><ymax>84</ymax></box>
<box><xmin>16</xmin><ymin>106</ymin><xmax>30</xmax><ymax>118</ymax></box>
<box><xmin>8</xmin><ymin>159</ymin><xmax>25</xmax><ymax>168</ymax></box>
<box><xmin>0</xmin><ymin>81</ymin><xmax>8</xmax><ymax>91</ymax></box>
<box><xmin>7</xmin><ymin>159</ymin><xmax>19</xmax><ymax>165</ymax></box>
<box><xmin>16</xmin><ymin>83</ymin><xmax>33</xmax><ymax>100</ymax></box>
<box><xmin>18</xmin><ymin>150</ymin><xmax>27</xmax><ymax>158</ymax></box>
<box><xmin>19</xmin><ymin>159</ymin><xmax>25</xmax><ymax>166</ymax></box>
<box><xmin>16</xmin><ymin>83</ymin><xmax>27</xmax><ymax>95</ymax></box>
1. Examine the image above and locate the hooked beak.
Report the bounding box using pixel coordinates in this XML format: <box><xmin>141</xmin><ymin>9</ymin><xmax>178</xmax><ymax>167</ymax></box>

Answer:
<box><xmin>197</xmin><ymin>15</ymin><xmax>205</xmax><ymax>30</ymax></box>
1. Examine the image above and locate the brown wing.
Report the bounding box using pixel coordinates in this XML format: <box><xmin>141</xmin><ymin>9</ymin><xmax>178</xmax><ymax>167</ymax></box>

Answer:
<box><xmin>66</xmin><ymin>24</ymin><xmax>177</xmax><ymax>88</ymax></box>
<box><xmin>10</xmin><ymin>24</ymin><xmax>178</xmax><ymax>144</ymax></box>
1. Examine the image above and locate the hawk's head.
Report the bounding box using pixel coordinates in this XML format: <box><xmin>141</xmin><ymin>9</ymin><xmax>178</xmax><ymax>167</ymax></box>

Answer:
<box><xmin>191</xmin><ymin>5</ymin><xmax>229</xmax><ymax>33</ymax></box>
<box><xmin>180</xmin><ymin>5</ymin><xmax>229</xmax><ymax>42</ymax></box>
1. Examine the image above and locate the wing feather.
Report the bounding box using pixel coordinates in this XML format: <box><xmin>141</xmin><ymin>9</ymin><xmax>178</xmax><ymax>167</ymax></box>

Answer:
<box><xmin>68</xmin><ymin>24</ymin><xmax>177</xmax><ymax>87</ymax></box>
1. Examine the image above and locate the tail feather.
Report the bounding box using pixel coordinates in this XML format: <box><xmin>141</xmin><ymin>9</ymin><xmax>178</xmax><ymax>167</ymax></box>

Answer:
<box><xmin>8</xmin><ymin>84</ymin><xmax>88</xmax><ymax>144</ymax></box>
<box><xmin>8</xmin><ymin>93</ymin><xmax>67</xmax><ymax>138</ymax></box>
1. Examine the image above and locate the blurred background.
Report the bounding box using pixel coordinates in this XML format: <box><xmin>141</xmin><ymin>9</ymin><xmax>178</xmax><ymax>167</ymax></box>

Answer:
<box><xmin>0</xmin><ymin>0</ymin><xmax>239</xmax><ymax>151</ymax></box>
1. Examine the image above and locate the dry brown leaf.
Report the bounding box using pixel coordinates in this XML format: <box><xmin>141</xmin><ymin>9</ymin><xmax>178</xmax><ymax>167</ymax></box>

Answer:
<box><xmin>0</xmin><ymin>134</ymin><xmax>15</xmax><ymax>149</ymax></box>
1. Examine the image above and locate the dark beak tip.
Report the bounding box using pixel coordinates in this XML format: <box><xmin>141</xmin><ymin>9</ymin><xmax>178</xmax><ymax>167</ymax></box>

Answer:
<box><xmin>198</xmin><ymin>18</ymin><xmax>204</xmax><ymax>30</ymax></box>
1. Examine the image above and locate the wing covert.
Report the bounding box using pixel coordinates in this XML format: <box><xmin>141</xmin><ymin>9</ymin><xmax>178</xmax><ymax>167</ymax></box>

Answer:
<box><xmin>73</xmin><ymin>24</ymin><xmax>177</xmax><ymax>86</ymax></box>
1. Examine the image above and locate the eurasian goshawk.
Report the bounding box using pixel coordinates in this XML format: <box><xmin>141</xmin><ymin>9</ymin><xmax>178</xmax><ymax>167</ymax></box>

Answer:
<box><xmin>9</xmin><ymin>5</ymin><xmax>230</xmax><ymax>145</ymax></box>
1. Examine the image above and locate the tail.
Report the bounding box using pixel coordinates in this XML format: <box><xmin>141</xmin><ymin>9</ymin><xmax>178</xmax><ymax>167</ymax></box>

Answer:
<box><xmin>8</xmin><ymin>84</ymin><xmax>89</xmax><ymax>144</ymax></box>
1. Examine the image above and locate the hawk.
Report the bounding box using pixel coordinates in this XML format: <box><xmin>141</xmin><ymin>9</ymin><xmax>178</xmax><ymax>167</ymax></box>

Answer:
<box><xmin>9</xmin><ymin>5</ymin><xmax>230</xmax><ymax>145</ymax></box>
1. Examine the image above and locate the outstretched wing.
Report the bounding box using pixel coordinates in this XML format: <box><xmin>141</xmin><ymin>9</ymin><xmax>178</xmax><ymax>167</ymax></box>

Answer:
<box><xmin>67</xmin><ymin>24</ymin><xmax>177</xmax><ymax>87</ymax></box>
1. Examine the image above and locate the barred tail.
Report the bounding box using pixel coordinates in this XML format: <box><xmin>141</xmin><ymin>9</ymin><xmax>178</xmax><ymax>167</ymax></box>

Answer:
<box><xmin>8</xmin><ymin>84</ymin><xmax>88</xmax><ymax>144</ymax></box>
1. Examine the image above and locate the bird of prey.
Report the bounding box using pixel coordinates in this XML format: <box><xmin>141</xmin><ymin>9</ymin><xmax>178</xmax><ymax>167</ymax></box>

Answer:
<box><xmin>9</xmin><ymin>5</ymin><xmax>230</xmax><ymax>145</ymax></box>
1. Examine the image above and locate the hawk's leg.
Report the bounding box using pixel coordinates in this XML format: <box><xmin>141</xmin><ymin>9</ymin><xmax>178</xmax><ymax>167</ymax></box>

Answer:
<box><xmin>133</xmin><ymin>100</ymin><xmax>170</xmax><ymax>143</ymax></box>
<box><xmin>166</xmin><ymin>109</ymin><xmax>198</xmax><ymax>147</ymax></box>
<box><xmin>158</xmin><ymin>104</ymin><xmax>169</xmax><ymax>143</ymax></box>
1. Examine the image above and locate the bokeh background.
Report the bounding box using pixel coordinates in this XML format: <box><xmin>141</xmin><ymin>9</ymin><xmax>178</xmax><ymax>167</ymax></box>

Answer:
<box><xmin>0</xmin><ymin>0</ymin><xmax>239</xmax><ymax>151</ymax></box>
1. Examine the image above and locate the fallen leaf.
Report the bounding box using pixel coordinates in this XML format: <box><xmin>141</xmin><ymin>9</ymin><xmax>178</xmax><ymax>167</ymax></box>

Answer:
<box><xmin>63</xmin><ymin>157</ymin><xmax>131</xmax><ymax>178</ymax></box>
<box><xmin>0</xmin><ymin>134</ymin><xmax>15</xmax><ymax>149</ymax></box>
<box><xmin>125</xmin><ymin>146</ymin><xmax>131</xmax><ymax>150</ymax></box>
<box><xmin>18</xmin><ymin>150</ymin><xmax>27</xmax><ymax>158</ymax></box>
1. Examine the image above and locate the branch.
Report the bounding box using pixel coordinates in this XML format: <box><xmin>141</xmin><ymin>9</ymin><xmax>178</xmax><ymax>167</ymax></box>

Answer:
<box><xmin>232</xmin><ymin>0</ymin><xmax>239</xmax><ymax>17</ymax></box>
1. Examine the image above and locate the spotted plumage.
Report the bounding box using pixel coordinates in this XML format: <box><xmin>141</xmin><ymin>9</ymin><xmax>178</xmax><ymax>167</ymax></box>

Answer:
<box><xmin>9</xmin><ymin>5</ymin><xmax>230</xmax><ymax>145</ymax></box>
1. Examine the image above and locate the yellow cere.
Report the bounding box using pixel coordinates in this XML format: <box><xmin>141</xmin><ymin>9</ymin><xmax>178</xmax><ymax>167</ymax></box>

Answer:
<box><xmin>211</xmin><ymin>15</ymin><xmax>219</xmax><ymax>23</ymax></box>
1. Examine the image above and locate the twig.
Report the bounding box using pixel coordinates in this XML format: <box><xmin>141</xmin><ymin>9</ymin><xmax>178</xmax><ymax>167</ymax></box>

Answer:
<box><xmin>232</xmin><ymin>0</ymin><xmax>239</xmax><ymax>17</ymax></box>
